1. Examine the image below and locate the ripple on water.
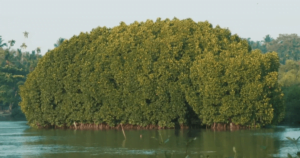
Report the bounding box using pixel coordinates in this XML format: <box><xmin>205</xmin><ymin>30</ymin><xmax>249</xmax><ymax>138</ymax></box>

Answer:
<box><xmin>0</xmin><ymin>121</ymin><xmax>300</xmax><ymax>158</ymax></box>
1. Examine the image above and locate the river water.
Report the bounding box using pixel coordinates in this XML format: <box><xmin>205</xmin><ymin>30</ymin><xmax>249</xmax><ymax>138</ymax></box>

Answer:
<box><xmin>0</xmin><ymin>121</ymin><xmax>299</xmax><ymax>158</ymax></box>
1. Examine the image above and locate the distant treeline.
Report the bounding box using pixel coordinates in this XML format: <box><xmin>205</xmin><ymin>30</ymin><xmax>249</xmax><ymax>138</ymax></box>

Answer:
<box><xmin>18</xmin><ymin>18</ymin><xmax>285</xmax><ymax>128</ymax></box>
<box><xmin>0</xmin><ymin>35</ymin><xmax>63</xmax><ymax>119</ymax></box>
<box><xmin>247</xmin><ymin>34</ymin><xmax>300</xmax><ymax>125</ymax></box>
<box><xmin>1</xmin><ymin>18</ymin><xmax>299</xmax><ymax>127</ymax></box>
<box><xmin>0</xmin><ymin>40</ymin><xmax>41</xmax><ymax>119</ymax></box>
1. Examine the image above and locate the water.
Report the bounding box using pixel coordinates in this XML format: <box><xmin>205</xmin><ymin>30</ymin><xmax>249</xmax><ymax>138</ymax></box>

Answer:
<box><xmin>0</xmin><ymin>121</ymin><xmax>299</xmax><ymax>158</ymax></box>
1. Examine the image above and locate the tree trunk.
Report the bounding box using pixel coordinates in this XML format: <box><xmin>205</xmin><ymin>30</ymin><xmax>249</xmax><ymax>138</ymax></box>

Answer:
<box><xmin>9</xmin><ymin>103</ymin><xmax>13</xmax><ymax>112</ymax></box>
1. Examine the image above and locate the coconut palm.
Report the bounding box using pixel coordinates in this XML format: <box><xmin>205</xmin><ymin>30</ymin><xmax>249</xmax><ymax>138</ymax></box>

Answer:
<box><xmin>36</xmin><ymin>47</ymin><xmax>41</xmax><ymax>60</ymax></box>
<box><xmin>20</xmin><ymin>43</ymin><xmax>27</xmax><ymax>50</ymax></box>
<box><xmin>15</xmin><ymin>49</ymin><xmax>25</xmax><ymax>65</ymax></box>
<box><xmin>2</xmin><ymin>48</ymin><xmax>16</xmax><ymax>66</ymax></box>
<box><xmin>36</xmin><ymin>47</ymin><xmax>41</xmax><ymax>54</ymax></box>
<box><xmin>8</xmin><ymin>40</ymin><xmax>16</xmax><ymax>48</ymax></box>
<box><xmin>0</xmin><ymin>36</ymin><xmax>7</xmax><ymax>48</ymax></box>
<box><xmin>263</xmin><ymin>34</ymin><xmax>273</xmax><ymax>43</ymax></box>
<box><xmin>54</xmin><ymin>38</ymin><xmax>65</xmax><ymax>47</ymax></box>
<box><xmin>23</xmin><ymin>31</ymin><xmax>29</xmax><ymax>38</ymax></box>
<box><xmin>0</xmin><ymin>48</ymin><xmax>4</xmax><ymax>62</ymax></box>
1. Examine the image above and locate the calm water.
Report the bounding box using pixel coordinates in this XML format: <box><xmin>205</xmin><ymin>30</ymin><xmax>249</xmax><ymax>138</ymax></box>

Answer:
<box><xmin>0</xmin><ymin>121</ymin><xmax>300</xmax><ymax>158</ymax></box>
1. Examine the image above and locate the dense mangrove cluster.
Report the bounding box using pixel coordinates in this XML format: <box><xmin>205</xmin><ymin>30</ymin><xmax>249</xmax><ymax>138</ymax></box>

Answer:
<box><xmin>19</xmin><ymin>18</ymin><xmax>285</xmax><ymax>128</ymax></box>
<box><xmin>247</xmin><ymin>34</ymin><xmax>300</xmax><ymax>125</ymax></box>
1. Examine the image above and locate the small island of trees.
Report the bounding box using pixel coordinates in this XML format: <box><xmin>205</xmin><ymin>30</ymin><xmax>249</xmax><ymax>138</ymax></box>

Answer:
<box><xmin>16</xmin><ymin>18</ymin><xmax>286</xmax><ymax>129</ymax></box>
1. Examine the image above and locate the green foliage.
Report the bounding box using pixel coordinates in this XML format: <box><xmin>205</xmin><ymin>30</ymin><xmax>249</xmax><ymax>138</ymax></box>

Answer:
<box><xmin>277</xmin><ymin>60</ymin><xmax>300</xmax><ymax>125</ymax></box>
<box><xmin>246</xmin><ymin>35</ymin><xmax>274</xmax><ymax>54</ymax></box>
<box><xmin>54</xmin><ymin>38</ymin><xmax>65</xmax><ymax>48</ymax></box>
<box><xmin>0</xmin><ymin>49</ymin><xmax>26</xmax><ymax>112</ymax></box>
<box><xmin>246</xmin><ymin>35</ymin><xmax>300</xmax><ymax>126</ymax></box>
<box><xmin>247</xmin><ymin>34</ymin><xmax>300</xmax><ymax>65</ymax></box>
<box><xmin>189</xmin><ymin>41</ymin><xmax>284</xmax><ymax>126</ymax></box>
<box><xmin>0</xmin><ymin>44</ymin><xmax>41</xmax><ymax>116</ymax></box>
<box><xmin>19</xmin><ymin>18</ymin><xmax>284</xmax><ymax>128</ymax></box>
<box><xmin>0</xmin><ymin>65</ymin><xmax>26</xmax><ymax>106</ymax></box>
<box><xmin>281</xmin><ymin>86</ymin><xmax>300</xmax><ymax>124</ymax></box>
<box><xmin>11</xmin><ymin>106</ymin><xmax>25</xmax><ymax>119</ymax></box>
<box><xmin>278</xmin><ymin>60</ymin><xmax>300</xmax><ymax>87</ymax></box>
<box><xmin>266</xmin><ymin>34</ymin><xmax>300</xmax><ymax>64</ymax></box>
<box><xmin>8</xmin><ymin>40</ymin><xmax>16</xmax><ymax>48</ymax></box>
<box><xmin>0</xmin><ymin>36</ymin><xmax>7</xmax><ymax>48</ymax></box>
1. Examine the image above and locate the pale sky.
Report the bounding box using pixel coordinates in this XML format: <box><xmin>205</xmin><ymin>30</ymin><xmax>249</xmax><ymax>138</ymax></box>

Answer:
<box><xmin>1</xmin><ymin>0</ymin><xmax>299</xmax><ymax>55</ymax></box>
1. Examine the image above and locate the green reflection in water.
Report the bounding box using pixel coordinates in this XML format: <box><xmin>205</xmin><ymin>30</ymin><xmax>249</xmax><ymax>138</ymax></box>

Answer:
<box><xmin>1</xmin><ymin>121</ymin><xmax>300</xmax><ymax>158</ymax></box>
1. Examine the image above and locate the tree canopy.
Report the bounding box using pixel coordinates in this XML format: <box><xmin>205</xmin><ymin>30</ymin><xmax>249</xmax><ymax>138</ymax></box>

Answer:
<box><xmin>19</xmin><ymin>18</ymin><xmax>285</xmax><ymax>128</ymax></box>
<box><xmin>0</xmin><ymin>33</ymin><xmax>42</xmax><ymax>119</ymax></box>
<box><xmin>266</xmin><ymin>34</ymin><xmax>300</xmax><ymax>64</ymax></box>
<box><xmin>246</xmin><ymin>34</ymin><xmax>300</xmax><ymax>125</ymax></box>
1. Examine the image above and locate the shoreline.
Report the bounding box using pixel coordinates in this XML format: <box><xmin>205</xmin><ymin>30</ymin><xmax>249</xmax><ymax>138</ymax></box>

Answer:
<box><xmin>0</xmin><ymin>112</ymin><xmax>26</xmax><ymax>121</ymax></box>
<box><xmin>34</xmin><ymin>122</ymin><xmax>257</xmax><ymax>131</ymax></box>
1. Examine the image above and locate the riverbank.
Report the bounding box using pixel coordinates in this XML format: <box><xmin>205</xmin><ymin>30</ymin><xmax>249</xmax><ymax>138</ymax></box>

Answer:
<box><xmin>0</xmin><ymin>110</ymin><xmax>26</xmax><ymax>121</ymax></box>
<box><xmin>34</xmin><ymin>122</ymin><xmax>259</xmax><ymax>131</ymax></box>
<box><xmin>38</xmin><ymin>123</ymin><xmax>192</xmax><ymax>130</ymax></box>
<box><xmin>0</xmin><ymin>110</ymin><xmax>11</xmax><ymax>120</ymax></box>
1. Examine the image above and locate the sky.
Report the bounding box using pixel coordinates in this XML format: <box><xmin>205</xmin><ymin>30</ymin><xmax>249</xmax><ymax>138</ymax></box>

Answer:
<box><xmin>1</xmin><ymin>0</ymin><xmax>299</xmax><ymax>55</ymax></box>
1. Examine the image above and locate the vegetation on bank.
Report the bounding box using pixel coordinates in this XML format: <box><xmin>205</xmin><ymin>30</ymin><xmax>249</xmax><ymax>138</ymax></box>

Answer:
<box><xmin>0</xmin><ymin>34</ymin><xmax>65</xmax><ymax>119</ymax></box>
<box><xmin>1</xmin><ymin>18</ymin><xmax>299</xmax><ymax>127</ymax></box>
<box><xmin>279</xmin><ymin>59</ymin><xmax>300</xmax><ymax>125</ymax></box>
<box><xmin>247</xmin><ymin>34</ymin><xmax>300</xmax><ymax>125</ymax></box>
<box><xmin>19</xmin><ymin>18</ymin><xmax>285</xmax><ymax>128</ymax></box>
<box><xmin>0</xmin><ymin>34</ymin><xmax>42</xmax><ymax>119</ymax></box>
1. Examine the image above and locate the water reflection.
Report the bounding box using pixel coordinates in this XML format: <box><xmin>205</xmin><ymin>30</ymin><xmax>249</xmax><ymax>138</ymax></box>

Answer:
<box><xmin>0</xmin><ymin>121</ymin><xmax>299</xmax><ymax>158</ymax></box>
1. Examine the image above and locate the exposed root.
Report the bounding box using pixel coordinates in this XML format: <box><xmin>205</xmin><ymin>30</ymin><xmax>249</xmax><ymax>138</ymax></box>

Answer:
<box><xmin>37</xmin><ymin>123</ymin><xmax>191</xmax><ymax>130</ymax></box>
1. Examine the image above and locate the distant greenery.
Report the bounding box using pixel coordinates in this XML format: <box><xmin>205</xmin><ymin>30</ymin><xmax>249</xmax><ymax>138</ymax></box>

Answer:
<box><xmin>246</xmin><ymin>34</ymin><xmax>274</xmax><ymax>54</ymax></box>
<box><xmin>54</xmin><ymin>38</ymin><xmax>65</xmax><ymax>48</ymax></box>
<box><xmin>19</xmin><ymin>18</ymin><xmax>285</xmax><ymax>128</ymax></box>
<box><xmin>247</xmin><ymin>34</ymin><xmax>300</xmax><ymax>64</ymax></box>
<box><xmin>278</xmin><ymin>60</ymin><xmax>300</xmax><ymax>87</ymax></box>
<box><xmin>247</xmin><ymin>34</ymin><xmax>300</xmax><ymax>125</ymax></box>
<box><xmin>0</xmin><ymin>34</ymin><xmax>42</xmax><ymax>119</ymax></box>
<box><xmin>0</xmin><ymin>33</ymin><xmax>67</xmax><ymax>119</ymax></box>
<box><xmin>281</xmin><ymin>86</ymin><xmax>300</xmax><ymax>125</ymax></box>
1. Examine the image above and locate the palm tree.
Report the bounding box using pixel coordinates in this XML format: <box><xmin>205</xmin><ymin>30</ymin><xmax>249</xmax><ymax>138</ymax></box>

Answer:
<box><xmin>23</xmin><ymin>31</ymin><xmax>29</xmax><ymax>38</ymax></box>
<box><xmin>0</xmin><ymin>48</ymin><xmax>4</xmax><ymax>62</ymax></box>
<box><xmin>20</xmin><ymin>43</ymin><xmax>27</xmax><ymax>50</ymax></box>
<box><xmin>2</xmin><ymin>48</ymin><xmax>17</xmax><ymax>66</ymax></box>
<box><xmin>8</xmin><ymin>40</ymin><xmax>16</xmax><ymax>49</ymax></box>
<box><xmin>36</xmin><ymin>47</ymin><xmax>41</xmax><ymax>54</ymax></box>
<box><xmin>36</xmin><ymin>47</ymin><xmax>41</xmax><ymax>60</ymax></box>
<box><xmin>54</xmin><ymin>38</ymin><xmax>65</xmax><ymax>47</ymax></box>
<box><xmin>0</xmin><ymin>36</ymin><xmax>7</xmax><ymax>48</ymax></box>
<box><xmin>263</xmin><ymin>34</ymin><xmax>273</xmax><ymax>43</ymax></box>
